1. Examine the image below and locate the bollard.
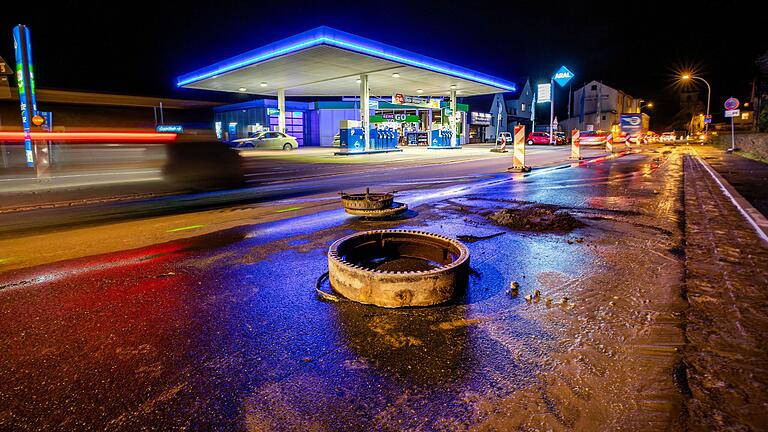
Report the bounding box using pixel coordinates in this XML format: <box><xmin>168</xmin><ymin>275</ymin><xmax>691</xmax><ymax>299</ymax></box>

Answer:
<box><xmin>507</xmin><ymin>125</ymin><xmax>531</xmax><ymax>172</ymax></box>
<box><xmin>490</xmin><ymin>134</ymin><xmax>508</xmax><ymax>153</ymax></box>
<box><xmin>569</xmin><ymin>129</ymin><xmax>582</xmax><ymax>160</ymax></box>
<box><xmin>606</xmin><ymin>133</ymin><xmax>614</xmax><ymax>153</ymax></box>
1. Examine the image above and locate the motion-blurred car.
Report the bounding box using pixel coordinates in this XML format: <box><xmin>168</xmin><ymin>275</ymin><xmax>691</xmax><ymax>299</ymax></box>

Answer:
<box><xmin>579</xmin><ymin>131</ymin><xmax>609</xmax><ymax>146</ymax></box>
<box><xmin>526</xmin><ymin>131</ymin><xmax>555</xmax><ymax>145</ymax></box>
<box><xmin>231</xmin><ymin>131</ymin><xmax>298</xmax><ymax>150</ymax></box>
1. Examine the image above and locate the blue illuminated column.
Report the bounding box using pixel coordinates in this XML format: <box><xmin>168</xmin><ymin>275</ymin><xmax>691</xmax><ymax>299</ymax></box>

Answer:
<box><xmin>277</xmin><ymin>89</ymin><xmax>286</xmax><ymax>133</ymax></box>
<box><xmin>360</xmin><ymin>74</ymin><xmax>370</xmax><ymax>151</ymax></box>
<box><xmin>450</xmin><ymin>89</ymin><xmax>457</xmax><ymax>147</ymax></box>
<box><xmin>13</xmin><ymin>25</ymin><xmax>37</xmax><ymax>168</ymax></box>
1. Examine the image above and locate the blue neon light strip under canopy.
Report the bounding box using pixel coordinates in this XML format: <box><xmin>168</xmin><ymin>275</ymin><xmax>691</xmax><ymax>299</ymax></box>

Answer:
<box><xmin>177</xmin><ymin>26</ymin><xmax>515</xmax><ymax>92</ymax></box>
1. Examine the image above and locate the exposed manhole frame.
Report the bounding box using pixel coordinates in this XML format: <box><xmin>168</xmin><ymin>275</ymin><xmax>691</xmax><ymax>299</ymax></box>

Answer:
<box><xmin>340</xmin><ymin>188</ymin><xmax>407</xmax><ymax>218</ymax></box>
<box><xmin>327</xmin><ymin>229</ymin><xmax>470</xmax><ymax>308</ymax></box>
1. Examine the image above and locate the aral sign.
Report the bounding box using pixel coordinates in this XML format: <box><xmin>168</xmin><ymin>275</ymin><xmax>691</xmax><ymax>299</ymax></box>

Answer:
<box><xmin>552</xmin><ymin>66</ymin><xmax>574</xmax><ymax>87</ymax></box>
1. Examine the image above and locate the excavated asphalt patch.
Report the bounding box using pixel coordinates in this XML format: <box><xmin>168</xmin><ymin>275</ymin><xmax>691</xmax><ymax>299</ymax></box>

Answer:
<box><xmin>488</xmin><ymin>204</ymin><xmax>586</xmax><ymax>232</ymax></box>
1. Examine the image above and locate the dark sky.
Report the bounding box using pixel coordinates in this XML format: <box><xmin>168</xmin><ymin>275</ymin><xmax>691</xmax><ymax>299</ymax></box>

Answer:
<box><xmin>2</xmin><ymin>0</ymin><xmax>764</xmax><ymax>127</ymax></box>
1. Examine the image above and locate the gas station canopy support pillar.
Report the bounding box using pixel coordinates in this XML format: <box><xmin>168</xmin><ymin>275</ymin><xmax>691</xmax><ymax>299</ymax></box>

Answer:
<box><xmin>450</xmin><ymin>89</ymin><xmax>457</xmax><ymax>147</ymax></box>
<box><xmin>277</xmin><ymin>89</ymin><xmax>286</xmax><ymax>133</ymax></box>
<box><xmin>360</xmin><ymin>74</ymin><xmax>370</xmax><ymax>151</ymax></box>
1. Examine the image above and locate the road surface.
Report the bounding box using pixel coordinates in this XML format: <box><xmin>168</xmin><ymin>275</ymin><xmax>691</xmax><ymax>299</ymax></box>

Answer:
<box><xmin>0</xmin><ymin>145</ymin><xmax>766</xmax><ymax>431</ymax></box>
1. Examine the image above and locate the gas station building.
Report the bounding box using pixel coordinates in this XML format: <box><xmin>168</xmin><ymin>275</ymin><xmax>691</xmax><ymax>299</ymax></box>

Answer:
<box><xmin>177</xmin><ymin>26</ymin><xmax>515</xmax><ymax>152</ymax></box>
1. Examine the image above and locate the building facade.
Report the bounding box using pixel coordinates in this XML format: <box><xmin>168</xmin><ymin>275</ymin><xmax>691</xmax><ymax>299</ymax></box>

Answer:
<box><xmin>485</xmin><ymin>79</ymin><xmax>534</xmax><ymax>141</ymax></box>
<box><xmin>561</xmin><ymin>81</ymin><xmax>644</xmax><ymax>132</ymax></box>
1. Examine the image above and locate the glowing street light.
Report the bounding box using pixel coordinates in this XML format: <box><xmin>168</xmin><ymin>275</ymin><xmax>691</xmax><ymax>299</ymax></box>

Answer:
<box><xmin>680</xmin><ymin>74</ymin><xmax>711</xmax><ymax>132</ymax></box>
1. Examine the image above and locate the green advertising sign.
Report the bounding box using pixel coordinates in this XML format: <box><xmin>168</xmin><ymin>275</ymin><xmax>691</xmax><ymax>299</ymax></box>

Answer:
<box><xmin>370</xmin><ymin>114</ymin><xmax>420</xmax><ymax>123</ymax></box>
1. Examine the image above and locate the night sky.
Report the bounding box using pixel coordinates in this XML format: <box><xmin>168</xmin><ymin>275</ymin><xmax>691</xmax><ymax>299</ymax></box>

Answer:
<box><xmin>2</xmin><ymin>0</ymin><xmax>764</xmax><ymax>128</ymax></box>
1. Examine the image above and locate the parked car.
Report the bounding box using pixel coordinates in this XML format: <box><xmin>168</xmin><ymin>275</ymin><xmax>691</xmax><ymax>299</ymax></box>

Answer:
<box><xmin>496</xmin><ymin>132</ymin><xmax>512</xmax><ymax>146</ymax></box>
<box><xmin>660</xmin><ymin>132</ymin><xmax>676</xmax><ymax>143</ymax></box>
<box><xmin>579</xmin><ymin>131</ymin><xmax>609</xmax><ymax>146</ymax></box>
<box><xmin>231</xmin><ymin>131</ymin><xmax>298</xmax><ymax>150</ymax></box>
<box><xmin>643</xmin><ymin>132</ymin><xmax>659</xmax><ymax>143</ymax></box>
<box><xmin>554</xmin><ymin>131</ymin><xmax>569</xmax><ymax>145</ymax></box>
<box><xmin>526</xmin><ymin>131</ymin><xmax>552</xmax><ymax>145</ymax></box>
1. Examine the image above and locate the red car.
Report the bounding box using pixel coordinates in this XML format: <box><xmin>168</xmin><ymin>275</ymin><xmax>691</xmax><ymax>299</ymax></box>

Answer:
<box><xmin>526</xmin><ymin>132</ymin><xmax>560</xmax><ymax>145</ymax></box>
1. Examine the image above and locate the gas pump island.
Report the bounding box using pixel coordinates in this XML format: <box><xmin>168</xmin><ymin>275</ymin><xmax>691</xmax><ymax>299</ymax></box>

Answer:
<box><xmin>177</xmin><ymin>26</ymin><xmax>516</xmax><ymax>153</ymax></box>
<box><xmin>338</xmin><ymin>120</ymin><xmax>400</xmax><ymax>154</ymax></box>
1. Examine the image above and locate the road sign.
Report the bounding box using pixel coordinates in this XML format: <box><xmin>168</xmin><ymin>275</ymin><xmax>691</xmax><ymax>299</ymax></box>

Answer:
<box><xmin>703</xmin><ymin>115</ymin><xmax>712</xmax><ymax>124</ymax></box>
<box><xmin>537</xmin><ymin>83</ymin><xmax>551</xmax><ymax>103</ymax></box>
<box><xmin>552</xmin><ymin>66</ymin><xmax>574</xmax><ymax>87</ymax></box>
<box><xmin>156</xmin><ymin>124</ymin><xmax>184</xmax><ymax>133</ymax></box>
<box><xmin>725</xmin><ymin>109</ymin><xmax>740</xmax><ymax>118</ymax></box>
<box><xmin>724</xmin><ymin>97</ymin><xmax>739</xmax><ymax>110</ymax></box>
<box><xmin>620</xmin><ymin>114</ymin><xmax>643</xmax><ymax>136</ymax></box>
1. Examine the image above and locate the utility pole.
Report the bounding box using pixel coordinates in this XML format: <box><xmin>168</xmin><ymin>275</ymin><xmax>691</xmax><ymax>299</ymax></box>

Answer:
<box><xmin>549</xmin><ymin>77</ymin><xmax>555</xmax><ymax>143</ymax></box>
<box><xmin>531</xmin><ymin>91</ymin><xmax>536</xmax><ymax>134</ymax></box>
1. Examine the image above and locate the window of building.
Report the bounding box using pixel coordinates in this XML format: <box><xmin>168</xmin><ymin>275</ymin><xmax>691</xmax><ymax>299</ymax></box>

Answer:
<box><xmin>521</xmin><ymin>103</ymin><xmax>526</xmax><ymax>112</ymax></box>
<box><xmin>602</xmin><ymin>115</ymin><xmax>606</xmax><ymax>120</ymax></box>
<box><xmin>269</xmin><ymin>111</ymin><xmax>304</xmax><ymax>145</ymax></box>
<box><xmin>591</xmin><ymin>85</ymin><xmax>598</xmax><ymax>91</ymax></box>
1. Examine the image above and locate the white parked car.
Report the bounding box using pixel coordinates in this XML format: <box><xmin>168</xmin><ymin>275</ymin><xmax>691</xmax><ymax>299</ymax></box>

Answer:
<box><xmin>231</xmin><ymin>131</ymin><xmax>298</xmax><ymax>150</ymax></box>
<box><xmin>660</xmin><ymin>132</ymin><xmax>676</xmax><ymax>143</ymax></box>
<box><xmin>496</xmin><ymin>132</ymin><xmax>512</xmax><ymax>146</ymax></box>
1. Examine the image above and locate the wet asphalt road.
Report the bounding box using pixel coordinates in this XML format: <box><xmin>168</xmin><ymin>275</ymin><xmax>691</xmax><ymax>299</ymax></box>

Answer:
<box><xmin>0</xmin><ymin>148</ymin><xmax>709</xmax><ymax>430</ymax></box>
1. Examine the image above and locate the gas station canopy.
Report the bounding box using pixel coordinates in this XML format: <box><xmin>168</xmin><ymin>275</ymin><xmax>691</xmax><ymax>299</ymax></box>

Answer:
<box><xmin>177</xmin><ymin>26</ymin><xmax>516</xmax><ymax>97</ymax></box>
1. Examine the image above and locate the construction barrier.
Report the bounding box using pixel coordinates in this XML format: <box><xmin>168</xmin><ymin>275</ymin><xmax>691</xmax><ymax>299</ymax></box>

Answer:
<box><xmin>507</xmin><ymin>125</ymin><xmax>530</xmax><ymax>172</ymax></box>
<box><xmin>569</xmin><ymin>129</ymin><xmax>582</xmax><ymax>160</ymax></box>
<box><xmin>606</xmin><ymin>133</ymin><xmax>614</xmax><ymax>153</ymax></box>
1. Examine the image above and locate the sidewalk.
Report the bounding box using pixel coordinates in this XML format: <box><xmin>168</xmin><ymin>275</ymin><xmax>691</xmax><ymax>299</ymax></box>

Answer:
<box><xmin>682</xmin><ymin>154</ymin><xmax>768</xmax><ymax>430</ymax></box>
<box><xmin>693</xmin><ymin>146</ymin><xmax>768</xmax><ymax>217</ymax></box>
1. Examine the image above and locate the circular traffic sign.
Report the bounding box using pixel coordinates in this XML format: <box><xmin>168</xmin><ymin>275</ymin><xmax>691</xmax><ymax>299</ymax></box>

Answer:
<box><xmin>32</xmin><ymin>115</ymin><xmax>45</xmax><ymax>126</ymax></box>
<box><xmin>724</xmin><ymin>97</ymin><xmax>739</xmax><ymax>110</ymax></box>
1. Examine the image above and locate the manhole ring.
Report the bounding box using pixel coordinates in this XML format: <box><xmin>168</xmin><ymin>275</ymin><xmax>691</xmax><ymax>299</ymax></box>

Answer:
<box><xmin>344</xmin><ymin>202</ymin><xmax>408</xmax><ymax>217</ymax></box>
<box><xmin>340</xmin><ymin>191</ymin><xmax>394</xmax><ymax>210</ymax></box>
<box><xmin>327</xmin><ymin>229</ymin><xmax>470</xmax><ymax>308</ymax></box>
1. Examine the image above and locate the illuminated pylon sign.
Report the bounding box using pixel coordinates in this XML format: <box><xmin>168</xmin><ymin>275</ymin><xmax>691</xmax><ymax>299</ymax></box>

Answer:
<box><xmin>570</xmin><ymin>129</ymin><xmax>582</xmax><ymax>160</ymax></box>
<box><xmin>552</xmin><ymin>66</ymin><xmax>574</xmax><ymax>87</ymax></box>
<box><xmin>507</xmin><ymin>125</ymin><xmax>531</xmax><ymax>172</ymax></box>
<box><xmin>13</xmin><ymin>25</ymin><xmax>37</xmax><ymax>168</ymax></box>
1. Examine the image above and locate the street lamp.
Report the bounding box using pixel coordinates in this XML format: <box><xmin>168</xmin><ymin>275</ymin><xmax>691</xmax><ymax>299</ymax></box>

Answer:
<box><xmin>681</xmin><ymin>74</ymin><xmax>711</xmax><ymax>132</ymax></box>
<box><xmin>640</xmin><ymin>101</ymin><xmax>653</xmax><ymax>110</ymax></box>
